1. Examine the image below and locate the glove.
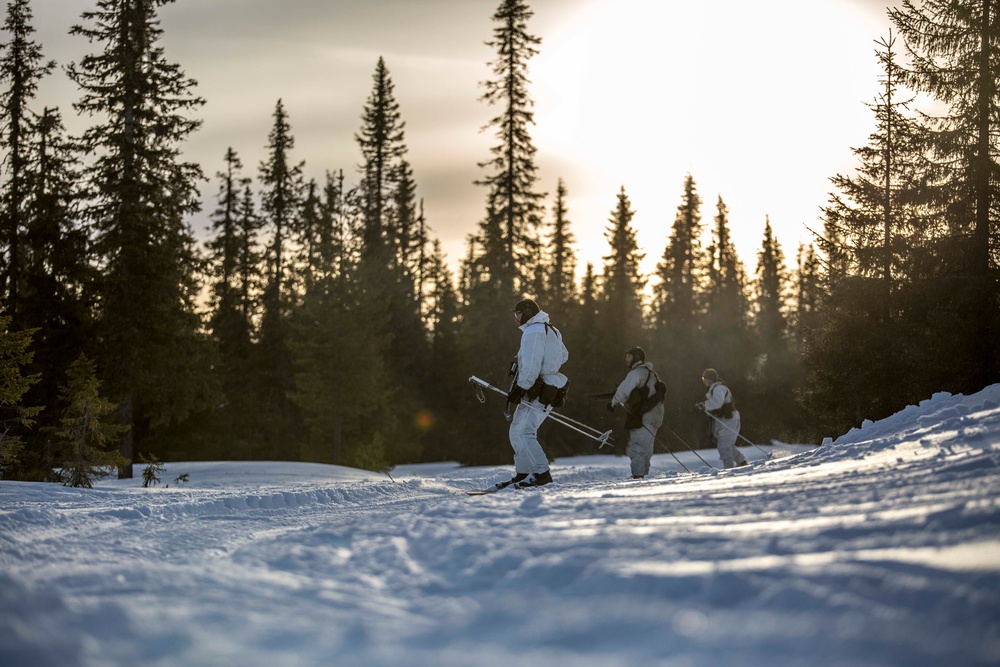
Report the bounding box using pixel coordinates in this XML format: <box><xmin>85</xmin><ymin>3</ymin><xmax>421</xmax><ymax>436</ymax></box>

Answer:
<box><xmin>606</xmin><ymin>402</ymin><xmax>615</xmax><ymax>413</ymax></box>
<box><xmin>508</xmin><ymin>384</ymin><xmax>526</xmax><ymax>406</ymax></box>
<box><xmin>503</xmin><ymin>408</ymin><xmax>513</xmax><ymax>423</ymax></box>
<box><xmin>694</xmin><ymin>402</ymin><xmax>704</xmax><ymax>412</ymax></box>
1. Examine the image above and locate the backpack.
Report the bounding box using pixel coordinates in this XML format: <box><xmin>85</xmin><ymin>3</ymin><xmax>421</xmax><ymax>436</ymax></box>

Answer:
<box><xmin>642</xmin><ymin>374</ymin><xmax>666</xmax><ymax>413</ymax></box>
<box><xmin>624</xmin><ymin>369</ymin><xmax>665</xmax><ymax>428</ymax></box>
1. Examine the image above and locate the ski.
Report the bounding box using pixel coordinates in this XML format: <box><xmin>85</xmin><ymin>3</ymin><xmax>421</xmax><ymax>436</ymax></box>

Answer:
<box><xmin>465</xmin><ymin>488</ymin><xmax>500</xmax><ymax>495</ymax></box>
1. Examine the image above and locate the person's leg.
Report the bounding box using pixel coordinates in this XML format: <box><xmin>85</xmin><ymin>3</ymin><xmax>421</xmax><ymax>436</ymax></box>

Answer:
<box><xmin>508</xmin><ymin>399</ymin><xmax>551</xmax><ymax>474</ymax></box>
<box><xmin>715</xmin><ymin>425</ymin><xmax>738</xmax><ymax>468</ymax></box>
<box><xmin>730</xmin><ymin>413</ymin><xmax>748</xmax><ymax>465</ymax></box>
<box><xmin>626</xmin><ymin>428</ymin><xmax>651</xmax><ymax>477</ymax></box>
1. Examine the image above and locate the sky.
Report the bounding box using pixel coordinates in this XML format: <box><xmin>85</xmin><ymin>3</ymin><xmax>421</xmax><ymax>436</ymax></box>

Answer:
<box><xmin>2</xmin><ymin>382</ymin><xmax>998</xmax><ymax>665</ymax></box>
<box><xmin>26</xmin><ymin>0</ymin><xmax>903</xmax><ymax>279</ymax></box>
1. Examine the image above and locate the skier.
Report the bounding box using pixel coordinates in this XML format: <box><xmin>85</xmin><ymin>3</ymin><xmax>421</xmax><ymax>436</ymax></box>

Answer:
<box><xmin>606</xmin><ymin>346</ymin><xmax>665</xmax><ymax>478</ymax></box>
<box><xmin>696</xmin><ymin>368</ymin><xmax>748</xmax><ymax>469</ymax></box>
<box><xmin>491</xmin><ymin>298</ymin><xmax>569</xmax><ymax>490</ymax></box>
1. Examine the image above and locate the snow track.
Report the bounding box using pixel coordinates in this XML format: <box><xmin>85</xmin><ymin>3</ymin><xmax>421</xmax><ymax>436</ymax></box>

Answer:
<box><xmin>2</xmin><ymin>386</ymin><xmax>999</xmax><ymax>666</ymax></box>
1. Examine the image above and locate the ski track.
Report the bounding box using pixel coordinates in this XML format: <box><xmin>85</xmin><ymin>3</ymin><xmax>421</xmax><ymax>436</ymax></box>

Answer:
<box><xmin>1</xmin><ymin>388</ymin><xmax>999</xmax><ymax>666</ymax></box>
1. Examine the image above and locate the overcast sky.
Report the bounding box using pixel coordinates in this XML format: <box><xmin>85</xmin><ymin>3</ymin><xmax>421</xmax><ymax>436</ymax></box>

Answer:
<box><xmin>27</xmin><ymin>0</ymin><xmax>902</xmax><ymax>279</ymax></box>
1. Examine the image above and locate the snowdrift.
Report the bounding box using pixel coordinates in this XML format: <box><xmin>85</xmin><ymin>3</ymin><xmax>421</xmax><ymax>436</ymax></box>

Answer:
<box><xmin>1</xmin><ymin>385</ymin><xmax>998</xmax><ymax>667</ymax></box>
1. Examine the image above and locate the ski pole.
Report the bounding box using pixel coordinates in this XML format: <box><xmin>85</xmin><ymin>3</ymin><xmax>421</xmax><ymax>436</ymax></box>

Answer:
<box><xmin>619</xmin><ymin>403</ymin><xmax>710</xmax><ymax>470</ymax></box>
<box><xmin>469</xmin><ymin>376</ymin><xmax>614</xmax><ymax>449</ymax></box>
<box><xmin>590</xmin><ymin>392</ymin><xmax>699</xmax><ymax>472</ymax></box>
<box><xmin>701</xmin><ymin>407</ymin><xmax>772</xmax><ymax>459</ymax></box>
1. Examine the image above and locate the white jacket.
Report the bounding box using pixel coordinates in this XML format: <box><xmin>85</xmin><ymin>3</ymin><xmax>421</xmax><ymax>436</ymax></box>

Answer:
<box><xmin>514</xmin><ymin>310</ymin><xmax>569</xmax><ymax>391</ymax></box>
<box><xmin>611</xmin><ymin>361</ymin><xmax>659</xmax><ymax>408</ymax></box>
<box><xmin>703</xmin><ymin>381</ymin><xmax>735</xmax><ymax>413</ymax></box>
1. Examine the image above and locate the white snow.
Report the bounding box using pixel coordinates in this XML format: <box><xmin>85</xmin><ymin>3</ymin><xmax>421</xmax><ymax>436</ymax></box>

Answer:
<box><xmin>2</xmin><ymin>385</ymin><xmax>999</xmax><ymax>667</ymax></box>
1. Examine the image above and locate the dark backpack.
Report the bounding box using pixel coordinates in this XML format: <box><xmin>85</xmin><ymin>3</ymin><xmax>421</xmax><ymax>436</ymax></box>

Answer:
<box><xmin>624</xmin><ymin>369</ymin><xmax>665</xmax><ymax>428</ymax></box>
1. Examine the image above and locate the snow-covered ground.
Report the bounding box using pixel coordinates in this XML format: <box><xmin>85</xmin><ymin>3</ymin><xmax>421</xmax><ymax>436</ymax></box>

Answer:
<box><xmin>2</xmin><ymin>386</ymin><xmax>999</xmax><ymax>667</ymax></box>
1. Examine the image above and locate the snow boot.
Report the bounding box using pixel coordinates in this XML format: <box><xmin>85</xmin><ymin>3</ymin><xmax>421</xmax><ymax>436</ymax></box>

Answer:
<box><xmin>493</xmin><ymin>473</ymin><xmax>528</xmax><ymax>491</ymax></box>
<box><xmin>513</xmin><ymin>470</ymin><xmax>552</xmax><ymax>489</ymax></box>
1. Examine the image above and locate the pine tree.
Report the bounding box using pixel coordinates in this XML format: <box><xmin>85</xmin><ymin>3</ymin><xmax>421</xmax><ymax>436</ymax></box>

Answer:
<box><xmin>422</xmin><ymin>239</ymin><xmax>463</xmax><ymax>461</ymax></box>
<box><xmin>0</xmin><ymin>0</ymin><xmax>55</xmax><ymax>324</ymax></box>
<box><xmin>258</xmin><ymin>99</ymin><xmax>304</xmax><ymax>319</ymax></box>
<box><xmin>355</xmin><ymin>59</ymin><xmax>426</xmax><ymax>463</ymax></box>
<box><xmin>475</xmin><ymin>0</ymin><xmax>546</xmax><ymax>295</ymax></box>
<box><xmin>356</xmin><ymin>57</ymin><xmax>406</xmax><ymax>268</ymax></box>
<box><xmin>15</xmin><ymin>107</ymin><xmax>91</xmax><ymax>467</ymax></box>
<box><xmin>545</xmin><ymin>178</ymin><xmax>577</xmax><ymax>324</ymax></box>
<box><xmin>255</xmin><ymin>98</ymin><xmax>305</xmax><ymax>459</ymax></box>
<box><xmin>792</xmin><ymin>242</ymin><xmax>823</xmax><ymax>353</ymax></box>
<box><xmin>0</xmin><ymin>315</ymin><xmax>39</xmax><ymax>479</ymax></box>
<box><xmin>207</xmin><ymin>148</ymin><xmax>251</xmax><ymax>345</ymax></box>
<box><xmin>292</xmin><ymin>240</ymin><xmax>392</xmax><ymax>470</ymax></box>
<box><xmin>890</xmin><ymin>0</ymin><xmax>1000</xmax><ymax>390</ymax></box>
<box><xmin>68</xmin><ymin>0</ymin><xmax>209</xmax><ymax>478</ymax></box>
<box><xmin>653</xmin><ymin>174</ymin><xmax>706</xmax><ymax>334</ymax></box>
<box><xmin>599</xmin><ymin>186</ymin><xmax>646</xmax><ymax>373</ymax></box>
<box><xmin>749</xmin><ymin>217</ymin><xmax>798</xmax><ymax>438</ymax></box>
<box><xmin>703</xmin><ymin>195</ymin><xmax>751</xmax><ymax>407</ymax></box>
<box><xmin>651</xmin><ymin>174</ymin><xmax>707</xmax><ymax>435</ymax></box>
<box><xmin>0</xmin><ymin>0</ymin><xmax>54</xmax><ymax>321</ymax></box>
<box><xmin>49</xmin><ymin>354</ymin><xmax>126</xmax><ymax>488</ymax></box>
<box><xmin>205</xmin><ymin>149</ymin><xmax>260</xmax><ymax>457</ymax></box>
<box><xmin>806</xmin><ymin>31</ymin><xmax>935</xmax><ymax>432</ymax></box>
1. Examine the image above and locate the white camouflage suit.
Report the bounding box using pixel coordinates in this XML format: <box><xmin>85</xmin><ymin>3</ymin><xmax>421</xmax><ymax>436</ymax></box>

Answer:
<box><xmin>509</xmin><ymin>310</ymin><xmax>569</xmax><ymax>475</ymax></box>
<box><xmin>611</xmin><ymin>361</ymin><xmax>665</xmax><ymax>478</ymax></box>
<box><xmin>702</xmin><ymin>381</ymin><xmax>747</xmax><ymax>468</ymax></box>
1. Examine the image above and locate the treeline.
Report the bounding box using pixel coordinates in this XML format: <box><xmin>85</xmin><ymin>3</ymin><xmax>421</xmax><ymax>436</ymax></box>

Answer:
<box><xmin>0</xmin><ymin>0</ymin><xmax>996</xmax><ymax>484</ymax></box>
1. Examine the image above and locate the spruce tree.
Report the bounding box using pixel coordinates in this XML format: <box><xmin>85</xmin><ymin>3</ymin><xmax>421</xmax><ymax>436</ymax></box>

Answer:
<box><xmin>461</xmin><ymin>0</ymin><xmax>549</xmax><ymax>462</ymax></box>
<box><xmin>356</xmin><ymin>57</ymin><xmax>406</xmax><ymax>268</ymax></box>
<box><xmin>0</xmin><ymin>315</ymin><xmax>38</xmax><ymax>479</ymax></box>
<box><xmin>0</xmin><ymin>0</ymin><xmax>55</xmax><ymax>322</ymax></box>
<box><xmin>258</xmin><ymin>99</ymin><xmax>304</xmax><ymax>319</ymax></box>
<box><xmin>652</xmin><ymin>174</ymin><xmax>708</xmax><ymax>435</ymax></box>
<box><xmin>807</xmin><ymin>32</ymin><xmax>933</xmax><ymax>432</ymax></box>
<box><xmin>0</xmin><ymin>0</ymin><xmax>54</xmax><ymax>321</ymax></box>
<box><xmin>355</xmin><ymin>59</ymin><xmax>426</xmax><ymax>463</ymax></box>
<box><xmin>890</xmin><ymin>0</ymin><xmax>1000</xmax><ymax>390</ymax></box>
<box><xmin>545</xmin><ymin>178</ymin><xmax>577</xmax><ymax>324</ymax></box>
<box><xmin>474</xmin><ymin>0</ymin><xmax>546</xmax><ymax>296</ymax></box>
<box><xmin>16</xmin><ymin>108</ymin><xmax>91</xmax><ymax>461</ymax></box>
<box><xmin>205</xmin><ymin>149</ymin><xmax>259</xmax><ymax>457</ymax></box>
<box><xmin>749</xmin><ymin>217</ymin><xmax>798</xmax><ymax>438</ymax></box>
<box><xmin>68</xmin><ymin>0</ymin><xmax>208</xmax><ymax>477</ymax></box>
<box><xmin>792</xmin><ymin>242</ymin><xmax>823</xmax><ymax>353</ymax></box>
<box><xmin>703</xmin><ymin>195</ymin><xmax>751</xmax><ymax>410</ymax></box>
<box><xmin>597</xmin><ymin>188</ymin><xmax>648</xmax><ymax>453</ymax></box>
<box><xmin>256</xmin><ymin>98</ymin><xmax>305</xmax><ymax>459</ymax></box>
<box><xmin>50</xmin><ymin>354</ymin><xmax>126</xmax><ymax>488</ymax></box>
<box><xmin>599</xmin><ymin>186</ymin><xmax>645</xmax><ymax>373</ymax></box>
<box><xmin>422</xmin><ymin>239</ymin><xmax>463</xmax><ymax>461</ymax></box>
<box><xmin>291</xmin><ymin>205</ymin><xmax>393</xmax><ymax>469</ymax></box>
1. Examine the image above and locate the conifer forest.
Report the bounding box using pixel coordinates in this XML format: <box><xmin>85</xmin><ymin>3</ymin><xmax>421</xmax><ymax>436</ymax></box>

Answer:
<box><xmin>0</xmin><ymin>0</ymin><xmax>997</xmax><ymax>482</ymax></box>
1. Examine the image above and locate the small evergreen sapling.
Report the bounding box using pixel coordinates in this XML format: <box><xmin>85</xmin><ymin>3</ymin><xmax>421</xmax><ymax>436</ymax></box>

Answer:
<box><xmin>50</xmin><ymin>354</ymin><xmax>126</xmax><ymax>488</ymax></box>
<box><xmin>139</xmin><ymin>453</ymin><xmax>163</xmax><ymax>488</ymax></box>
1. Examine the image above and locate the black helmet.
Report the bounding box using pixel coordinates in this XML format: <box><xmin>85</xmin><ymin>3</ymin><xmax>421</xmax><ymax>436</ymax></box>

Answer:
<box><xmin>626</xmin><ymin>346</ymin><xmax>645</xmax><ymax>363</ymax></box>
<box><xmin>512</xmin><ymin>298</ymin><xmax>539</xmax><ymax>321</ymax></box>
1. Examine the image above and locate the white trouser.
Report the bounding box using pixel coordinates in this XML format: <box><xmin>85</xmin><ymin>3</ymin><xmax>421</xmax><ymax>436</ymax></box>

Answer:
<box><xmin>712</xmin><ymin>411</ymin><xmax>746</xmax><ymax>468</ymax></box>
<box><xmin>509</xmin><ymin>398</ymin><xmax>551</xmax><ymax>474</ymax></box>
<box><xmin>627</xmin><ymin>402</ymin><xmax>664</xmax><ymax>477</ymax></box>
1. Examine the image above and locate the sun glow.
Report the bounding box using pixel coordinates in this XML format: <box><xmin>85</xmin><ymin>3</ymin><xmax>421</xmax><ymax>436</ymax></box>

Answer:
<box><xmin>531</xmin><ymin>0</ymin><xmax>889</xmax><ymax>278</ymax></box>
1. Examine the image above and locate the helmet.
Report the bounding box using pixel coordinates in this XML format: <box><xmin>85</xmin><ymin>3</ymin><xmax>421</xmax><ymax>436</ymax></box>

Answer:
<box><xmin>512</xmin><ymin>298</ymin><xmax>539</xmax><ymax>321</ymax></box>
<box><xmin>626</xmin><ymin>346</ymin><xmax>645</xmax><ymax>363</ymax></box>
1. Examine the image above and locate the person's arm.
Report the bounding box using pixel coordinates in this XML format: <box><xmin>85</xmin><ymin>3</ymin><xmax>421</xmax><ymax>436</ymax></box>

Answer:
<box><xmin>702</xmin><ymin>383</ymin><xmax>726</xmax><ymax>411</ymax></box>
<box><xmin>611</xmin><ymin>369</ymin><xmax>641</xmax><ymax>408</ymax></box>
<box><xmin>515</xmin><ymin>327</ymin><xmax>544</xmax><ymax>390</ymax></box>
